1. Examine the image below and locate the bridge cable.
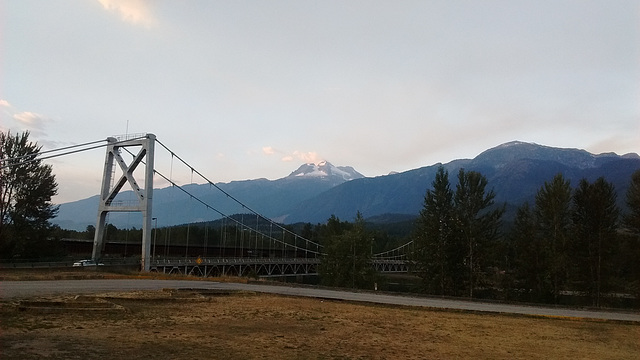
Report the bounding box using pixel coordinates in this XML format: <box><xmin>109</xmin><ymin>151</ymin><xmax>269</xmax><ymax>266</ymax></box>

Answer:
<box><xmin>1</xmin><ymin>139</ymin><xmax>107</xmax><ymax>170</ymax></box>
<box><xmin>139</xmin><ymin>139</ymin><xmax>323</xmax><ymax>256</ymax></box>
<box><xmin>269</xmin><ymin>222</ymin><xmax>273</xmax><ymax>257</ymax></box>
<box><xmin>185</xmin><ymin>168</ymin><xmax>194</xmax><ymax>259</ymax></box>
<box><xmin>166</xmin><ymin>152</ymin><xmax>175</xmax><ymax>258</ymax></box>
<box><xmin>153</xmin><ymin>138</ymin><xmax>322</xmax><ymax>253</ymax></box>
<box><xmin>254</xmin><ymin>214</ymin><xmax>258</xmax><ymax>256</ymax></box>
<box><xmin>0</xmin><ymin>138</ymin><xmax>105</xmax><ymax>164</ymax></box>
<box><xmin>124</xmin><ymin>141</ymin><xmax>313</xmax><ymax>254</ymax></box>
<box><xmin>373</xmin><ymin>240</ymin><xmax>414</xmax><ymax>259</ymax></box>
<box><xmin>203</xmin><ymin>220</ymin><xmax>208</xmax><ymax>258</ymax></box>
<box><xmin>220</xmin><ymin>214</ymin><xmax>225</xmax><ymax>258</ymax></box>
<box><xmin>235</xmin><ymin>214</ymin><xmax>239</xmax><ymax>257</ymax></box>
<box><xmin>154</xmin><ymin>138</ymin><xmax>321</xmax><ymax>250</ymax></box>
<box><xmin>240</xmin><ymin>213</ymin><xmax>244</xmax><ymax>257</ymax></box>
<box><xmin>1</xmin><ymin>136</ymin><xmax>151</xmax><ymax>170</ymax></box>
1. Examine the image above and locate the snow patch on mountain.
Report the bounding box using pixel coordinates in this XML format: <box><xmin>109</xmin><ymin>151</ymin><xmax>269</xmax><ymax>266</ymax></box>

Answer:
<box><xmin>287</xmin><ymin>161</ymin><xmax>364</xmax><ymax>181</ymax></box>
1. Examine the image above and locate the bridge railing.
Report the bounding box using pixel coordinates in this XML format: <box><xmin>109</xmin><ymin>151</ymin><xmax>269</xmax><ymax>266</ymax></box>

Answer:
<box><xmin>151</xmin><ymin>257</ymin><xmax>320</xmax><ymax>266</ymax></box>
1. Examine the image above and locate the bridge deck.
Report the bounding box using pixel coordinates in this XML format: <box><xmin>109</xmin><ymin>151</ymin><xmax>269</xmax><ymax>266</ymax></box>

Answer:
<box><xmin>149</xmin><ymin>257</ymin><xmax>409</xmax><ymax>277</ymax></box>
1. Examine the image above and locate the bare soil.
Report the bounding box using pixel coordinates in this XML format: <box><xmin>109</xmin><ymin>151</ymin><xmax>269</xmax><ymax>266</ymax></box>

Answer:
<box><xmin>1</xmin><ymin>288</ymin><xmax>638</xmax><ymax>359</ymax></box>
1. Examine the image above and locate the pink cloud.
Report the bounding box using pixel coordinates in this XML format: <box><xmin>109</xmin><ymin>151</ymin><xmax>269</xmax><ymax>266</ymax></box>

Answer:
<box><xmin>292</xmin><ymin>150</ymin><xmax>323</xmax><ymax>164</ymax></box>
<box><xmin>262</xmin><ymin>146</ymin><xmax>275</xmax><ymax>155</ymax></box>
<box><xmin>14</xmin><ymin>111</ymin><xmax>45</xmax><ymax>126</ymax></box>
<box><xmin>276</xmin><ymin>149</ymin><xmax>325</xmax><ymax>163</ymax></box>
<box><xmin>12</xmin><ymin>111</ymin><xmax>51</xmax><ymax>136</ymax></box>
<box><xmin>98</xmin><ymin>0</ymin><xmax>155</xmax><ymax>27</ymax></box>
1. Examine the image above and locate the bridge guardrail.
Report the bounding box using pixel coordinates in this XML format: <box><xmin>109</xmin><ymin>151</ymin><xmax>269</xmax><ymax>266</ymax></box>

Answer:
<box><xmin>151</xmin><ymin>257</ymin><xmax>321</xmax><ymax>266</ymax></box>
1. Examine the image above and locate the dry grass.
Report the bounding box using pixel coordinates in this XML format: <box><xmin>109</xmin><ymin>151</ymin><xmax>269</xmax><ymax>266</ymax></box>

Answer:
<box><xmin>1</xmin><ymin>289</ymin><xmax>638</xmax><ymax>359</ymax></box>
<box><xmin>0</xmin><ymin>268</ymin><xmax>250</xmax><ymax>283</ymax></box>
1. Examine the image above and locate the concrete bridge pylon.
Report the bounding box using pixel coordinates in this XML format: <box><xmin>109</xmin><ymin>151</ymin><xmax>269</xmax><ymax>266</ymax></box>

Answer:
<box><xmin>92</xmin><ymin>134</ymin><xmax>155</xmax><ymax>271</ymax></box>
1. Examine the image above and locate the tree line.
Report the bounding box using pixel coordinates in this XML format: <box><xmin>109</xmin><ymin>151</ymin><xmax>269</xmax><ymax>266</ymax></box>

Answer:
<box><xmin>411</xmin><ymin>166</ymin><xmax>640</xmax><ymax>307</ymax></box>
<box><xmin>315</xmin><ymin>166</ymin><xmax>640</xmax><ymax>308</ymax></box>
<box><xmin>411</xmin><ymin>167</ymin><xmax>504</xmax><ymax>298</ymax></box>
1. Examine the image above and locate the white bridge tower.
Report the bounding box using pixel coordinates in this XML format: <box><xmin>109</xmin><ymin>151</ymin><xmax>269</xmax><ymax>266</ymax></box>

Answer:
<box><xmin>92</xmin><ymin>134</ymin><xmax>155</xmax><ymax>271</ymax></box>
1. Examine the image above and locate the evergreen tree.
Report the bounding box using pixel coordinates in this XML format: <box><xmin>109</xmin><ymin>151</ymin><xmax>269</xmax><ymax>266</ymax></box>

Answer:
<box><xmin>623</xmin><ymin>170</ymin><xmax>640</xmax><ymax>234</ymax></box>
<box><xmin>572</xmin><ymin>178</ymin><xmax>619</xmax><ymax>307</ymax></box>
<box><xmin>534</xmin><ymin>173</ymin><xmax>572</xmax><ymax>304</ymax></box>
<box><xmin>511</xmin><ymin>202</ymin><xmax>550</xmax><ymax>301</ymax></box>
<box><xmin>621</xmin><ymin>170</ymin><xmax>640</xmax><ymax>299</ymax></box>
<box><xmin>412</xmin><ymin>167</ymin><xmax>503</xmax><ymax>298</ymax></box>
<box><xmin>319</xmin><ymin>212</ymin><xmax>376</xmax><ymax>288</ymax></box>
<box><xmin>300</xmin><ymin>223</ymin><xmax>313</xmax><ymax>240</ymax></box>
<box><xmin>0</xmin><ymin>131</ymin><xmax>58</xmax><ymax>258</ymax></box>
<box><xmin>412</xmin><ymin>166</ymin><xmax>456</xmax><ymax>295</ymax></box>
<box><xmin>320</xmin><ymin>215</ymin><xmax>351</xmax><ymax>238</ymax></box>
<box><xmin>454</xmin><ymin>169</ymin><xmax>504</xmax><ymax>298</ymax></box>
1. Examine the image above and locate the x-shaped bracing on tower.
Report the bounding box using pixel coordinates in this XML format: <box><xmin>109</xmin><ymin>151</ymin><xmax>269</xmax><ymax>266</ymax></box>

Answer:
<box><xmin>92</xmin><ymin>134</ymin><xmax>156</xmax><ymax>271</ymax></box>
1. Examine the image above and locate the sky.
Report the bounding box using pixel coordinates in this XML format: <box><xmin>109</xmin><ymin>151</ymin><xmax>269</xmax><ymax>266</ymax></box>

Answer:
<box><xmin>1</xmin><ymin>0</ymin><xmax>639</xmax><ymax>205</ymax></box>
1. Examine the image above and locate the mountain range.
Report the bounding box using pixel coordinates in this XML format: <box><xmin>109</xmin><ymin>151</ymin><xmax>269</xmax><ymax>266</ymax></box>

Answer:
<box><xmin>53</xmin><ymin>141</ymin><xmax>640</xmax><ymax>231</ymax></box>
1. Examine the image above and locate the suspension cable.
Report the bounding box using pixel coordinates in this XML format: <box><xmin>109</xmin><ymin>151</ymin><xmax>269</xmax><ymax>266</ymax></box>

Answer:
<box><xmin>1</xmin><ymin>138</ymin><xmax>105</xmax><ymax>163</ymax></box>
<box><xmin>154</xmin><ymin>138</ymin><xmax>322</xmax><ymax>250</ymax></box>
<box><xmin>1</xmin><ymin>141</ymin><xmax>107</xmax><ymax>170</ymax></box>
<box><xmin>0</xmin><ymin>135</ymin><xmax>149</xmax><ymax>170</ymax></box>
<box><xmin>153</xmin><ymin>168</ymin><xmax>324</xmax><ymax>256</ymax></box>
<box><xmin>373</xmin><ymin>240</ymin><xmax>414</xmax><ymax>259</ymax></box>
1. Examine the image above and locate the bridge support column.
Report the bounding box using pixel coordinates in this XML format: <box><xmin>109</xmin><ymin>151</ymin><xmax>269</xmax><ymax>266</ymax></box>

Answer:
<box><xmin>92</xmin><ymin>133</ymin><xmax>155</xmax><ymax>271</ymax></box>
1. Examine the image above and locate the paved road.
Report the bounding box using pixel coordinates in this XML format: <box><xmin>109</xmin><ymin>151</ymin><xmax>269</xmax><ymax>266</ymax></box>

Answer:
<box><xmin>2</xmin><ymin>279</ymin><xmax>639</xmax><ymax>322</ymax></box>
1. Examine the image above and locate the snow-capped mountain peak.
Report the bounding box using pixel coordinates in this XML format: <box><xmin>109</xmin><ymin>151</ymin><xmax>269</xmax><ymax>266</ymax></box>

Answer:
<box><xmin>287</xmin><ymin>161</ymin><xmax>364</xmax><ymax>181</ymax></box>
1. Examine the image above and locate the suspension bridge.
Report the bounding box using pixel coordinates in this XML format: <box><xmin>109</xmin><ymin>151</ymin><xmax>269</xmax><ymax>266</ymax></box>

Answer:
<box><xmin>5</xmin><ymin>133</ymin><xmax>412</xmax><ymax>277</ymax></box>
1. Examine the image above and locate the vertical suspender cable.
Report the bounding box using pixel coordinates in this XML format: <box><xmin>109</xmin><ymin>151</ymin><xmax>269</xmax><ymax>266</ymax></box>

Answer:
<box><xmin>233</xmin><ymin>215</ymin><xmax>238</xmax><ymax>257</ymax></box>
<box><xmin>185</xmin><ymin>211</ymin><xmax>190</xmax><ymax>259</ymax></box>
<box><xmin>240</xmin><ymin>213</ymin><xmax>244</xmax><ymax>257</ymax></box>
<box><xmin>124</xmin><ymin>213</ymin><xmax>130</xmax><ymax>257</ymax></box>
<box><xmin>221</xmin><ymin>217</ymin><xmax>225</xmax><ymax>258</ymax></box>
<box><xmin>166</xmin><ymin>152</ymin><xmax>174</xmax><ymax>258</ymax></box>
<box><xmin>203</xmin><ymin>220</ymin><xmax>208</xmax><ymax>258</ymax></box>
<box><xmin>255</xmin><ymin>214</ymin><xmax>259</xmax><ymax>257</ymax></box>
<box><xmin>260</xmin><ymin>216</ymin><xmax>264</xmax><ymax>257</ymax></box>
<box><xmin>269</xmin><ymin>222</ymin><xmax>273</xmax><ymax>258</ymax></box>
<box><xmin>185</xmin><ymin>167</ymin><xmax>194</xmax><ymax>259</ymax></box>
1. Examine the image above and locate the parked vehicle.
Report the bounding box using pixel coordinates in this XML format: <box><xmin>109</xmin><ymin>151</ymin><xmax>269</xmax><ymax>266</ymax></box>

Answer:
<box><xmin>72</xmin><ymin>259</ymin><xmax>104</xmax><ymax>267</ymax></box>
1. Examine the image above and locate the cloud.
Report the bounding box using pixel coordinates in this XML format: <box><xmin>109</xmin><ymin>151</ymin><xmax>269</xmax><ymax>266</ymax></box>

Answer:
<box><xmin>291</xmin><ymin>151</ymin><xmax>323</xmax><ymax>164</ymax></box>
<box><xmin>1</xmin><ymin>102</ymin><xmax>54</xmax><ymax>145</ymax></box>
<box><xmin>12</xmin><ymin>111</ymin><xmax>50</xmax><ymax>136</ymax></box>
<box><xmin>588</xmin><ymin>134</ymin><xmax>640</xmax><ymax>156</ymax></box>
<box><xmin>262</xmin><ymin>146</ymin><xmax>275</xmax><ymax>155</ymax></box>
<box><xmin>97</xmin><ymin>0</ymin><xmax>155</xmax><ymax>27</ymax></box>
<box><xmin>268</xmin><ymin>147</ymin><xmax>324</xmax><ymax>164</ymax></box>
<box><xmin>14</xmin><ymin>111</ymin><xmax>45</xmax><ymax>126</ymax></box>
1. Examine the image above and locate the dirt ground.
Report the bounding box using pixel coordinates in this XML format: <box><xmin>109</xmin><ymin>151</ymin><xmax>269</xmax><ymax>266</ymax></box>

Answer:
<box><xmin>1</xmin><ymin>287</ymin><xmax>639</xmax><ymax>360</ymax></box>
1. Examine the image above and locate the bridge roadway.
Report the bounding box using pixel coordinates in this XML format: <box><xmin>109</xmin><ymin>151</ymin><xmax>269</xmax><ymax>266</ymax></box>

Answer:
<box><xmin>2</xmin><ymin>279</ymin><xmax>639</xmax><ymax>322</ymax></box>
<box><xmin>148</xmin><ymin>257</ymin><xmax>408</xmax><ymax>277</ymax></box>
